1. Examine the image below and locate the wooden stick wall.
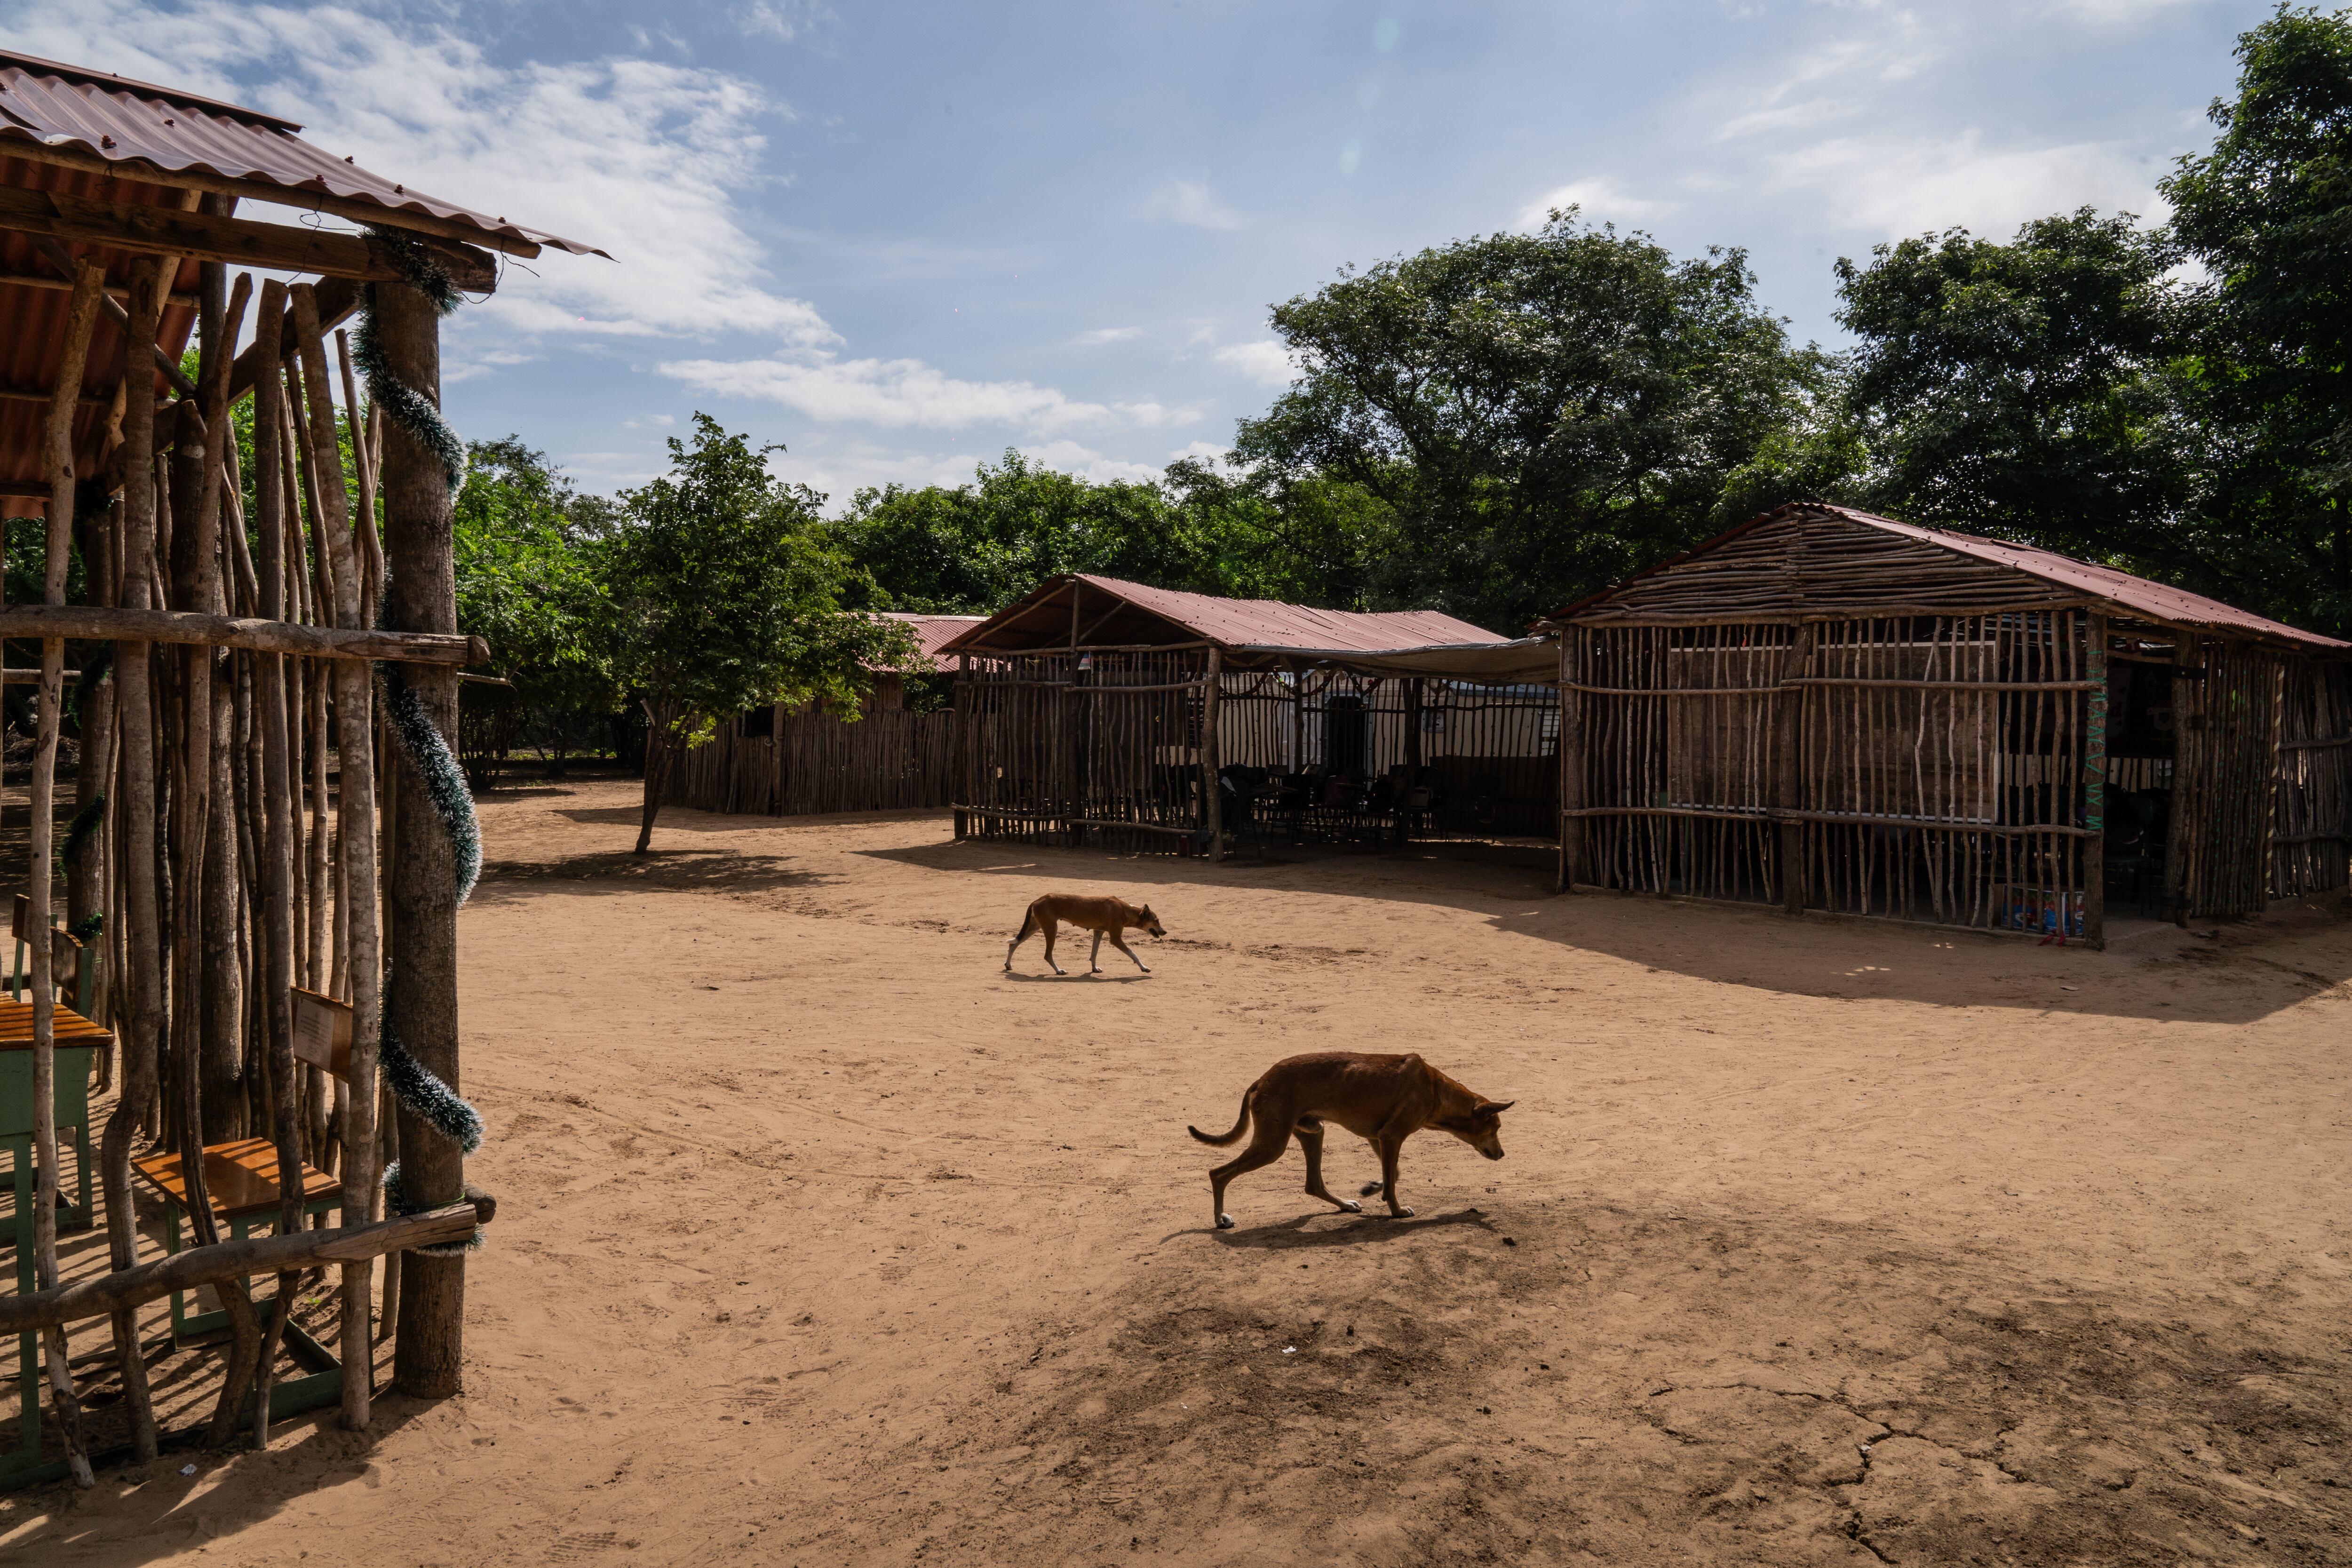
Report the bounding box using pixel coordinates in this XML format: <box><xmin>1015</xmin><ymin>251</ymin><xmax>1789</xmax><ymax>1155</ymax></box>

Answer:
<box><xmin>1564</xmin><ymin>611</ymin><xmax>2104</xmax><ymax>939</ymax></box>
<box><xmin>20</xmin><ymin>265</ymin><xmax>400</xmax><ymax>1471</ymax></box>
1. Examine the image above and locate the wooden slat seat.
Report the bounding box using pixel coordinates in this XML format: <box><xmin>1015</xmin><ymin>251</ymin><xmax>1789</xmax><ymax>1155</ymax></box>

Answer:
<box><xmin>0</xmin><ymin>996</ymin><xmax>111</xmax><ymax>1049</ymax></box>
<box><xmin>133</xmin><ymin>1136</ymin><xmax>337</xmax><ymax>1223</ymax></box>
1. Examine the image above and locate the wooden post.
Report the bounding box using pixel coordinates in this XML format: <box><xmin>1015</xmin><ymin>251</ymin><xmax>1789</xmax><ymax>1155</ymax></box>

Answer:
<box><xmin>246</xmin><ymin>279</ymin><xmax>310</xmax><ymax>1443</ymax></box>
<box><xmin>1775</xmin><ymin>622</ymin><xmax>1816</xmax><ymax>915</ymax></box>
<box><xmin>375</xmin><ymin>279</ymin><xmax>469</xmax><ymax>1401</ymax></box>
<box><xmin>1202</xmin><ymin>647</ymin><xmax>1224</xmax><ymax>860</ymax></box>
<box><xmin>2083</xmin><ymin>615</ymin><xmax>2108</xmax><ymax>949</ymax></box>
<box><xmin>953</xmin><ymin>654</ymin><xmax>969</xmax><ymax>839</ymax></box>
<box><xmin>2165</xmin><ymin>636</ymin><xmax>2199</xmax><ymax>926</ymax></box>
<box><xmin>1557</xmin><ymin>634</ymin><xmax>1582</xmax><ymax>891</ymax></box>
<box><xmin>33</xmin><ymin>259</ymin><xmax>103</xmax><ymax>1488</ymax></box>
<box><xmin>100</xmin><ymin>256</ymin><xmax>165</xmax><ymax>1461</ymax></box>
<box><xmin>292</xmin><ymin>282</ymin><xmax>383</xmax><ymax>1428</ymax></box>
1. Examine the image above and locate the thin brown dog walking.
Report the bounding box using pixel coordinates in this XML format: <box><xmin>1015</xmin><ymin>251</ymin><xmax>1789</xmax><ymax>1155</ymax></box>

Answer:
<box><xmin>1004</xmin><ymin>894</ymin><xmax>1166</xmax><ymax>976</ymax></box>
<box><xmin>1188</xmin><ymin>1051</ymin><xmax>1514</xmax><ymax>1229</ymax></box>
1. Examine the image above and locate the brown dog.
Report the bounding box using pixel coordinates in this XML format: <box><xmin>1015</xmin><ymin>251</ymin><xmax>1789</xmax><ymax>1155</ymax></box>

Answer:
<box><xmin>1188</xmin><ymin>1051</ymin><xmax>1513</xmax><ymax>1228</ymax></box>
<box><xmin>1004</xmin><ymin>894</ymin><xmax>1166</xmax><ymax>976</ymax></box>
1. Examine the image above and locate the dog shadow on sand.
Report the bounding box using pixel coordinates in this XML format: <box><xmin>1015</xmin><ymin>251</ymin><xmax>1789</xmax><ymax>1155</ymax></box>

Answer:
<box><xmin>1170</xmin><ymin>1206</ymin><xmax>1493</xmax><ymax>1250</ymax></box>
<box><xmin>999</xmin><ymin>970</ymin><xmax>1152</xmax><ymax>983</ymax></box>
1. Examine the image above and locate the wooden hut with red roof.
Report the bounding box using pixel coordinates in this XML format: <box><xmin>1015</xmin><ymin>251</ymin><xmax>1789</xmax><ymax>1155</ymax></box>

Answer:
<box><xmin>1543</xmin><ymin>503</ymin><xmax>2352</xmax><ymax>946</ymax></box>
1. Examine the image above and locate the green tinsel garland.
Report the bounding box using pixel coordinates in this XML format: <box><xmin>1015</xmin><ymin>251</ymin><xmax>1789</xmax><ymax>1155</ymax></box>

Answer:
<box><xmin>380</xmin><ymin>1158</ymin><xmax>482</xmax><ymax>1256</ymax></box>
<box><xmin>357</xmin><ymin>227</ymin><xmax>467</xmax><ymax>490</ymax></box>
<box><xmin>66</xmin><ymin>645</ymin><xmax>110</xmax><ymax>725</ymax></box>
<box><xmin>381</xmin><ymin>664</ymin><xmax>483</xmax><ymax>906</ymax></box>
<box><xmin>58</xmin><ymin>789</ymin><xmax>104</xmax><ymax>872</ymax></box>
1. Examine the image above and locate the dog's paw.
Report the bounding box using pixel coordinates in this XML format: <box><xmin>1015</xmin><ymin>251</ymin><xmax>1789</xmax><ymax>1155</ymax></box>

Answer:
<box><xmin>1388</xmin><ymin>1206</ymin><xmax>1415</xmax><ymax>1219</ymax></box>
<box><xmin>1359</xmin><ymin>1180</ymin><xmax>1384</xmax><ymax>1198</ymax></box>
<box><xmin>1339</xmin><ymin>1199</ymin><xmax>1363</xmax><ymax>1214</ymax></box>
<box><xmin>1216</xmin><ymin>1213</ymin><xmax>1235</xmax><ymax>1230</ymax></box>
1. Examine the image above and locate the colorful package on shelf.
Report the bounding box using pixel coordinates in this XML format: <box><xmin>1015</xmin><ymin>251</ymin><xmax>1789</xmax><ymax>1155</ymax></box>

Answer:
<box><xmin>2002</xmin><ymin>888</ymin><xmax>2085</xmax><ymax>938</ymax></box>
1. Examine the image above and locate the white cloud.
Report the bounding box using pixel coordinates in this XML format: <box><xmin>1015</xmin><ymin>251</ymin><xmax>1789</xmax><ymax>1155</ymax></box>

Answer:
<box><xmin>1168</xmin><ymin>440</ymin><xmax>1231</xmax><ymax>464</ymax></box>
<box><xmin>1073</xmin><ymin>326</ymin><xmax>1143</xmax><ymax>347</ymax></box>
<box><xmin>2060</xmin><ymin>0</ymin><xmax>2201</xmax><ymax>22</ymax></box>
<box><xmin>731</xmin><ymin>0</ymin><xmax>829</xmax><ymax>40</ymax></box>
<box><xmin>1212</xmin><ymin>340</ymin><xmax>1299</xmax><ymax>388</ymax></box>
<box><xmin>1146</xmin><ymin>178</ymin><xmax>1243</xmax><ymax>230</ymax></box>
<box><xmin>657</xmin><ymin>354</ymin><xmax>1200</xmax><ymax>434</ymax></box>
<box><xmin>1762</xmin><ymin>130</ymin><xmax>2167</xmax><ymax>239</ymax></box>
<box><xmin>8</xmin><ymin>2</ymin><xmax>837</xmax><ymax>349</ymax></box>
<box><xmin>1517</xmin><ymin>178</ymin><xmax>1677</xmax><ymax>230</ymax></box>
<box><xmin>1018</xmin><ymin>441</ymin><xmax>1162</xmax><ymax>484</ymax></box>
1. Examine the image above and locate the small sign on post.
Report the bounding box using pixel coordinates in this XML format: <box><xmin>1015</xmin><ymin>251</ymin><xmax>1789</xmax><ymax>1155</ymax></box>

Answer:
<box><xmin>290</xmin><ymin>986</ymin><xmax>353</xmax><ymax>1079</ymax></box>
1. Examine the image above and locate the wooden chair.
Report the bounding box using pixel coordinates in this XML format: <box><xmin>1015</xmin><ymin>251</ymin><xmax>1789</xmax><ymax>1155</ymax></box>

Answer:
<box><xmin>9</xmin><ymin>894</ymin><xmax>97</xmax><ymax>1015</ymax></box>
<box><xmin>130</xmin><ymin>986</ymin><xmax>351</xmax><ymax>1418</ymax></box>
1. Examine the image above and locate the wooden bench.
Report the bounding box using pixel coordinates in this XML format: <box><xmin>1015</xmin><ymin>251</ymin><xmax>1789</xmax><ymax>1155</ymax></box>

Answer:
<box><xmin>130</xmin><ymin>987</ymin><xmax>355</xmax><ymax>1418</ymax></box>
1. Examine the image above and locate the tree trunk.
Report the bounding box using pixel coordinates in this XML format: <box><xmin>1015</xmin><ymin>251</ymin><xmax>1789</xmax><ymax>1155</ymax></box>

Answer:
<box><xmin>375</xmin><ymin>279</ymin><xmax>469</xmax><ymax>1400</ymax></box>
<box><xmin>635</xmin><ymin>702</ymin><xmax>672</xmax><ymax>854</ymax></box>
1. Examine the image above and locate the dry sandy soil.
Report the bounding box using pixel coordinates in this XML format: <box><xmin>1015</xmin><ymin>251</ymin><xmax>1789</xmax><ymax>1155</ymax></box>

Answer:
<box><xmin>6</xmin><ymin>774</ymin><xmax>2352</xmax><ymax>1566</ymax></box>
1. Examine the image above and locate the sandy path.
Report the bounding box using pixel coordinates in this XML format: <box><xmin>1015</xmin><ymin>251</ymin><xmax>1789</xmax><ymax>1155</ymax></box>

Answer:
<box><xmin>7</xmin><ymin>776</ymin><xmax>2351</xmax><ymax>1565</ymax></box>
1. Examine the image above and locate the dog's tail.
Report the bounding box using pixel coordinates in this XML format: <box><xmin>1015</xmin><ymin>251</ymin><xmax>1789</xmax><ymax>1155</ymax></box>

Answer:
<box><xmin>1188</xmin><ymin>1085</ymin><xmax>1254</xmax><ymax>1146</ymax></box>
<box><xmin>1009</xmin><ymin>903</ymin><xmax>1039</xmax><ymax>944</ymax></box>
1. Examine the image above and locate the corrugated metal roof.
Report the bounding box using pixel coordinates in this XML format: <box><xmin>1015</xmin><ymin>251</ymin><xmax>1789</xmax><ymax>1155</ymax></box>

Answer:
<box><xmin>0</xmin><ymin>151</ymin><xmax>199</xmax><ymax>516</ymax></box>
<box><xmin>1073</xmin><ymin>573</ymin><xmax>1500</xmax><ymax>652</ymax></box>
<box><xmin>1814</xmin><ymin>505</ymin><xmax>2351</xmax><ymax>650</ymax></box>
<box><xmin>0</xmin><ymin>50</ymin><xmax>603</xmax><ymax>257</ymax></box>
<box><xmin>881</xmin><ymin>611</ymin><xmax>985</xmax><ymax>662</ymax></box>
<box><xmin>1555</xmin><ymin>502</ymin><xmax>2351</xmax><ymax>653</ymax></box>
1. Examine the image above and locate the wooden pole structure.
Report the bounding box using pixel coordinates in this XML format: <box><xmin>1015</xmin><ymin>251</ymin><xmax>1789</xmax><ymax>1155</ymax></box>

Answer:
<box><xmin>953</xmin><ymin>654</ymin><xmax>968</xmax><ymax>840</ymax></box>
<box><xmin>32</xmin><ymin>258</ymin><xmax>103</xmax><ymax>1488</ymax></box>
<box><xmin>99</xmin><ymin>255</ymin><xmax>165</xmax><ymax>1460</ymax></box>
<box><xmin>2165</xmin><ymin>636</ymin><xmax>2200</xmax><ymax>926</ymax></box>
<box><xmin>1557</xmin><ymin>636</ymin><xmax>1582</xmax><ymax>892</ymax></box>
<box><xmin>1202</xmin><ymin>646</ymin><xmax>1224</xmax><ymax>860</ymax></box>
<box><xmin>374</xmin><ymin>279</ymin><xmax>470</xmax><ymax>1400</ymax></box>
<box><xmin>292</xmin><ymin>281</ymin><xmax>382</xmax><ymax>1429</ymax></box>
<box><xmin>246</xmin><ymin>278</ymin><xmax>310</xmax><ymax>1444</ymax></box>
<box><xmin>1775</xmin><ymin>624</ymin><xmax>1816</xmax><ymax>914</ymax></box>
<box><xmin>2082</xmin><ymin>615</ymin><xmax>2108</xmax><ymax>950</ymax></box>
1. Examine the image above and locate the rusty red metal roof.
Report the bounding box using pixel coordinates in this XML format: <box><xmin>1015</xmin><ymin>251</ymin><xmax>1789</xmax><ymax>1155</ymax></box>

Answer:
<box><xmin>1555</xmin><ymin>502</ymin><xmax>2351</xmax><ymax>653</ymax></box>
<box><xmin>941</xmin><ymin>573</ymin><xmax>1504</xmax><ymax>659</ymax></box>
<box><xmin>1082</xmin><ymin>573</ymin><xmax>1500</xmax><ymax>650</ymax></box>
<box><xmin>876</xmin><ymin>611</ymin><xmax>985</xmax><ymax>671</ymax></box>
<box><xmin>0</xmin><ymin>50</ymin><xmax>604</xmax><ymax>257</ymax></box>
<box><xmin>0</xmin><ymin>151</ymin><xmax>200</xmax><ymax>516</ymax></box>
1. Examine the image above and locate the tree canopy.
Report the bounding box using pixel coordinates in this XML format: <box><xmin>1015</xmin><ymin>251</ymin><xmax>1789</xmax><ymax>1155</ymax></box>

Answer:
<box><xmin>607</xmin><ymin>415</ymin><xmax>911</xmax><ymax>849</ymax></box>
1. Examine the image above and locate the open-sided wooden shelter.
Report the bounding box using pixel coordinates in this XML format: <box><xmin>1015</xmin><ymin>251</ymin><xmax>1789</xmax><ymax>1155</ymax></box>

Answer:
<box><xmin>0</xmin><ymin>49</ymin><xmax>595</xmax><ymax>1483</ymax></box>
<box><xmin>1546</xmin><ymin>503</ymin><xmax>2352</xmax><ymax>947</ymax></box>
<box><xmin>941</xmin><ymin>574</ymin><xmax>1559</xmax><ymax>855</ymax></box>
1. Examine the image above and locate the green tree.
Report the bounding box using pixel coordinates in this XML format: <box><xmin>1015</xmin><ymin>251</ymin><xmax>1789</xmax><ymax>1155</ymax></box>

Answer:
<box><xmin>1834</xmin><ymin>209</ymin><xmax>2197</xmax><ymax>573</ymax></box>
<box><xmin>1232</xmin><ymin>212</ymin><xmax>1832</xmax><ymax>630</ymax></box>
<box><xmin>606</xmin><ymin>414</ymin><xmax>911</xmax><ymax>852</ymax></box>
<box><xmin>2164</xmin><ymin>3</ymin><xmax>2352</xmax><ymax>633</ymax></box>
<box><xmin>453</xmin><ymin>437</ymin><xmax>620</xmax><ymax>781</ymax></box>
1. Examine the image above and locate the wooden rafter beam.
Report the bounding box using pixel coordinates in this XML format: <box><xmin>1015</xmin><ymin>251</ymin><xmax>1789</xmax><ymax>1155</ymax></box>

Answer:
<box><xmin>0</xmin><ymin>264</ymin><xmax>196</xmax><ymax>306</ymax></box>
<box><xmin>0</xmin><ymin>186</ymin><xmax>495</xmax><ymax>291</ymax></box>
<box><xmin>0</xmin><ymin>136</ymin><xmax>545</xmax><ymax>260</ymax></box>
<box><xmin>0</xmin><ymin>605</ymin><xmax>488</xmax><ymax>666</ymax></box>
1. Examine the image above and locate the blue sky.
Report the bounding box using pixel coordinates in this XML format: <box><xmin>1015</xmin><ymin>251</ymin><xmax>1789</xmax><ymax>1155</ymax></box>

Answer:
<box><xmin>2</xmin><ymin>0</ymin><xmax>2268</xmax><ymax>501</ymax></box>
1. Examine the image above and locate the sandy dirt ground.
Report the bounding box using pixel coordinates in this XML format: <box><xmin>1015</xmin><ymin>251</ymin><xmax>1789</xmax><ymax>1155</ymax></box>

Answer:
<box><xmin>6</xmin><ymin>773</ymin><xmax>2352</xmax><ymax>1566</ymax></box>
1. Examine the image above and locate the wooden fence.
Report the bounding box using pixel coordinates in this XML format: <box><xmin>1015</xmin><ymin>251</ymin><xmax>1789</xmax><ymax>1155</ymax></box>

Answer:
<box><xmin>675</xmin><ymin>708</ymin><xmax>958</xmax><ymax>817</ymax></box>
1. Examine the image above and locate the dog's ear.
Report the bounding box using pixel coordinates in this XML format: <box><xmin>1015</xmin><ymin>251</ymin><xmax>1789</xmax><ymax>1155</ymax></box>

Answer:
<box><xmin>1477</xmin><ymin>1099</ymin><xmax>1515</xmax><ymax>1116</ymax></box>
